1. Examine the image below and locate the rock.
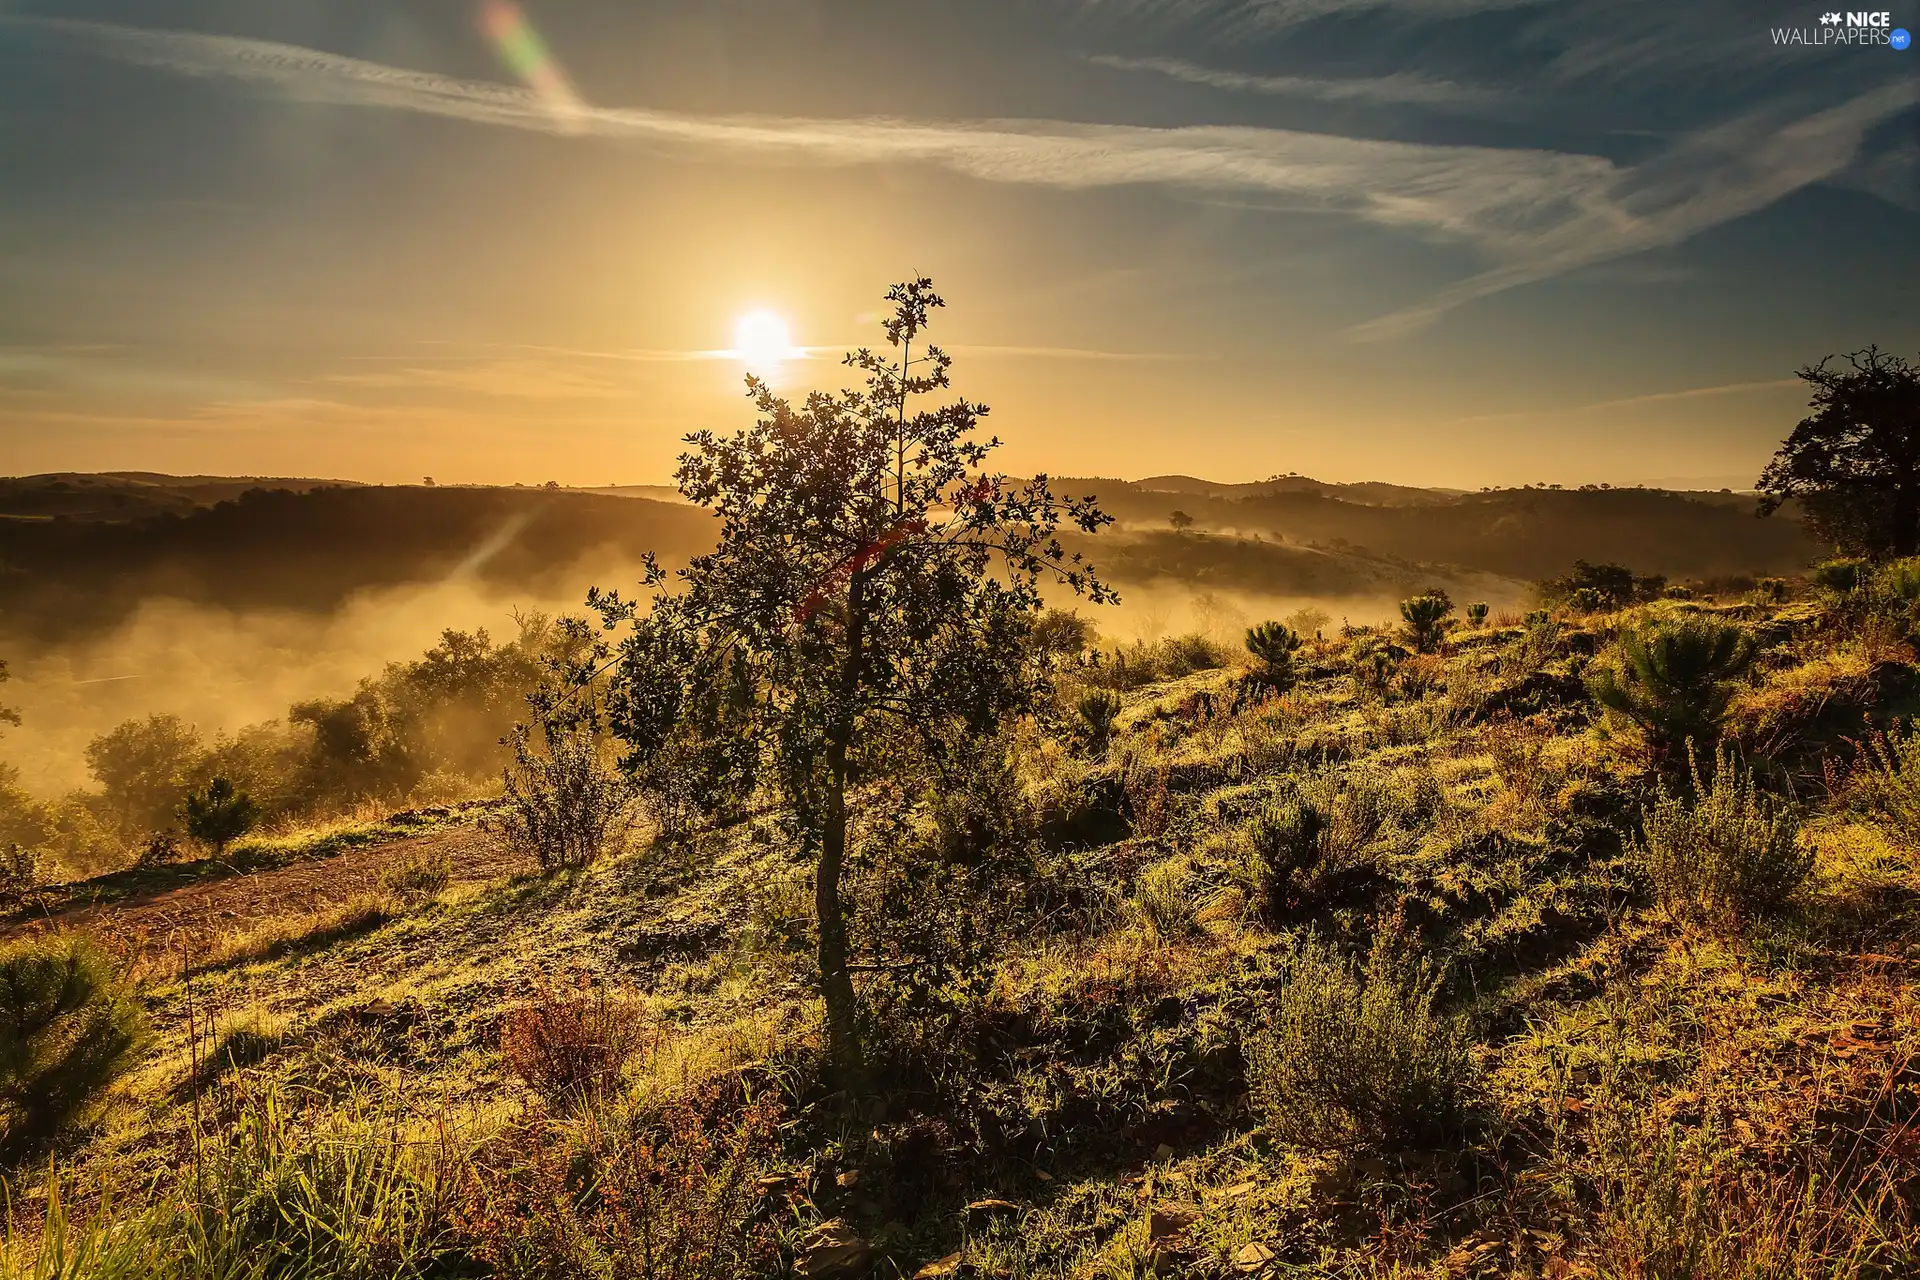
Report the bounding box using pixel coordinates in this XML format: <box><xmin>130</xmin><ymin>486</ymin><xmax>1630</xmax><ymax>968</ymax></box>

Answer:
<box><xmin>795</xmin><ymin>1220</ymin><xmax>872</xmax><ymax>1278</ymax></box>
<box><xmin>836</xmin><ymin>1169</ymin><xmax>862</xmax><ymax>1189</ymax></box>
<box><xmin>1154</xmin><ymin>1142</ymin><xmax>1176</xmax><ymax>1163</ymax></box>
<box><xmin>912</xmin><ymin>1253</ymin><xmax>973</xmax><ymax>1280</ymax></box>
<box><xmin>1234</xmin><ymin>1242</ymin><xmax>1277</xmax><ymax>1272</ymax></box>
<box><xmin>963</xmin><ymin>1198</ymin><xmax>1022</xmax><ymax>1228</ymax></box>
<box><xmin>1147</xmin><ymin>1206</ymin><xmax>1198</xmax><ymax>1240</ymax></box>
<box><xmin>755</xmin><ymin>1173</ymin><xmax>797</xmax><ymax>1197</ymax></box>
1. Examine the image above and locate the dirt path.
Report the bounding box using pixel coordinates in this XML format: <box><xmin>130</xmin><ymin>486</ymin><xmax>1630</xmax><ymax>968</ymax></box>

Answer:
<box><xmin>8</xmin><ymin>824</ymin><xmax>536</xmax><ymax>970</ymax></box>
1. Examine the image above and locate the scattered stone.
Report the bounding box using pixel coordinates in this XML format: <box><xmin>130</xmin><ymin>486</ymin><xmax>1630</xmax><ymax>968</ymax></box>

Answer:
<box><xmin>1033</xmin><ymin>1168</ymin><xmax>1054</xmax><ymax>1182</ymax></box>
<box><xmin>964</xmin><ymin>1198</ymin><xmax>1022</xmax><ymax>1228</ymax></box>
<box><xmin>755</xmin><ymin>1173</ymin><xmax>797</xmax><ymax>1197</ymax></box>
<box><xmin>795</xmin><ymin>1220</ymin><xmax>872</xmax><ymax>1278</ymax></box>
<box><xmin>836</xmin><ymin>1169</ymin><xmax>862</xmax><ymax>1189</ymax></box>
<box><xmin>1154</xmin><ymin>1142</ymin><xmax>1176</xmax><ymax>1163</ymax></box>
<box><xmin>1147</xmin><ymin>1206</ymin><xmax>1198</xmax><ymax>1240</ymax></box>
<box><xmin>1215</xmin><ymin>1181</ymin><xmax>1257</xmax><ymax>1200</ymax></box>
<box><xmin>1234</xmin><ymin>1241</ymin><xmax>1277</xmax><ymax>1272</ymax></box>
<box><xmin>912</xmin><ymin>1253</ymin><xmax>974</xmax><ymax>1280</ymax></box>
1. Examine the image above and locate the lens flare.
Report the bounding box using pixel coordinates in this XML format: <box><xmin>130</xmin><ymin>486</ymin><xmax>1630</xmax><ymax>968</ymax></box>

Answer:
<box><xmin>478</xmin><ymin>0</ymin><xmax>583</xmax><ymax>131</ymax></box>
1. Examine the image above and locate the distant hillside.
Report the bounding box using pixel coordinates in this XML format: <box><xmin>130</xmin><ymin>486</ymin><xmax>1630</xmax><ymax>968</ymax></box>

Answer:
<box><xmin>0</xmin><ymin>483</ymin><xmax>713</xmax><ymax>644</ymax></box>
<box><xmin>1071</xmin><ymin>477</ymin><xmax>1818</xmax><ymax>582</ymax></box>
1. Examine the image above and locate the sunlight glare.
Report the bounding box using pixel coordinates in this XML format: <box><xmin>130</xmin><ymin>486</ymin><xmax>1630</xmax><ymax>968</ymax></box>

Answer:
<box><xmin>733</xmin><ymin>309</ymin><xmax>798</xmax><ymax>370</ymax></box>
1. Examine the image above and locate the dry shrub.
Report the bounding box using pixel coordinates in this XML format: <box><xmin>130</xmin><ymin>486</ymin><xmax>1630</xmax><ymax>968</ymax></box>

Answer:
<box><xmin>454</xmin><ymin>1085</ymin><xmax>784</xmax><ymax>1280</ymax></box>
<box><xmin>501</xmin><ymin>982</ymin><xmax>653</xmax><ymax>1108</ymax></box>
<box><xmin>1481</xmin><ymin>711</ymin><xmax>1553</xmax><ymax>803</ymax></box>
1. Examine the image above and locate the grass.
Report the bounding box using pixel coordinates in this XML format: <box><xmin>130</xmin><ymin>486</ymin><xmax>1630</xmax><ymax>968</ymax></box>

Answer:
<box><xmin>6</xmin><ymin>593</ymin><xmax>1920</xmax><ymax>1278</ymax></box>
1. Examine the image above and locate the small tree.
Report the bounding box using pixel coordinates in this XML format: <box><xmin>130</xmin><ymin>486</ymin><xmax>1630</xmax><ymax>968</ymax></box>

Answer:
<box><xmin>1588</xmin><ymin>618</ymin><xmax>1756</xmax><ymax>761</ymax></box>
<box><xmin>1244</xmin><ymin>621</ymin><xmax>1303</xmax><ymax>691</ymax></box>
<box><xmin>1168</xmin><ymin>510</ymin><xmax>1194</xmax><ymax>532</ymax></box>
<box><xmin>0</xmin><ymin>659</ymin><xmax>19</xmax><ymax>737</ymax></box>
<box><xmin>1758</xmin><ymin>347</ymin><xmax>1920</xmax><ymax>558</ymax></box>
<box><xmin>594</xmin><ymin>280</ymin><xmax>1112</xmax><ymax>1084</ymax></box>
<box><xmin>0</xmin><ymin>934</ymin><xmax>147</xmax><ymax>1154</ymax></box>
<box><xmin>1465</xmin><ymin>602</ymin><xmax>1489</xmax><ymax>628</ymax></box>
<box><xmin>183</xmin><ymin>776</ymin><xmax>260</xmax><ymax>857</ymax></box>
<box><xmin>1399</xmin><ymin>594</ymin><xmax>1452</xmax><ymax>653</ymax></box>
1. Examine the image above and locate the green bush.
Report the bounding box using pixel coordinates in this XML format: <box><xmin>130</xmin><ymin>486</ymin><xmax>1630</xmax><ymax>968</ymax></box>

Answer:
<box><xmin>1245</xmin><ymin>799</ymin><xmax>1324</xmax><ymax>920</ymax></box>
<box><xmin>1075</xmin><ymin>689</ymin><xmax>1123</xmax><ymax>755</ymax></box>
<box><xmin>183</xmin><ymin>776</ymin><xmax>261</xmax><ymax>856</ymax></box>
<box><xmin>1464</xmin><ymin>602</ymin><xmax>1490</xmax><ymax>628</ymax></box>
<box><xmin>1399</xmin><ymin>594</ymin><xmax>1453</xmax><ymax>653</ymax></box>
<box><xmin>1588</xmin><ymin>617</ymin><xmax>1757</xmax><ymax>759</ymax></box>
<box><xmin>1244</xmin><ymin>621</ymin><xmax>1303</xmax><ymax>691</ymax></box>
<box><xmin>0</xmin><ymin>843</ymin><xmax>39</xmax><ymax>907</ymax></box>
<box><xmin>0</xmin><ymin>935</ymin><xmax>147</xmax><ymax>1152</ymax></box>
<box><xmin>1246</xmin><ymin>935</ymin><xmax>1469</xmax><ymax>1152</ymax></box>
<box><xmin>1809</xmin><ymin>558</ymin><xmax>1864</xmax><ymax>593</ymax></box>
<box><xmin>1638</xmin><ymin>751</ymin><xmax>1810</xmax><ymax>934</ymax></box>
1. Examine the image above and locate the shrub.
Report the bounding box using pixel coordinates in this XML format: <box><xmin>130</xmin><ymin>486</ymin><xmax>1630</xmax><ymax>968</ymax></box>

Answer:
<box><xmin>1810</xmin><ymin>557</ymin><xmax>1866</xmax><ymax>593</ymax></box>
<box><xmin>379</xmin><ymin>850</ymin><xmax>452</xmax><ymax>901</ymax></box>
<box><xmin>1465</xmin><ymin>602</ymin><xmax>1490</xmax><ymax>628</ymax></box>
<box><xmin>1350</xmin><ymin>638</ymin><xmax>1401</xmax><ymax>701</ymax></box>
<box><xmin>1246</xmin><ymin>799</ymin><xmax>1324</xmax><ymax>919</ymax></box>
<box><xmin>0</xmin><ymin>935</ymin><xmax>147</xmax><ymax>1152</ymax></box>
<box><xmin>1588</xmin><ymin>617</ymin><xmax>1757</xmax><ymax>760</ymax></box>
<box><xmin>1848</xmin><ymin>722</ymin><xmax>1920</xmax><ymax>834</ymax></box>
<box><xmin>500</xmin><ymin>982</ymin><xmax>652</xmax><ymax>1108</ymax></box>
<box><xmin>1075</xmin><ymin>689</ymin><xmax>1123</xmax><ymax>755</ymax></box>
<box><xmin>1400</xmin><ymin>594</ymin><xmax>1453</xmax><ymax>653</ymax></box>
<box><xmin>1874</xmin><ymin>556</ymin><xmax>1920</xmax><ymax>603</ymax></box>
<box><xmin>183</xmin><ymin>776</ymin><xmax>261</xmax><ymax>856</ymax></box>
<box><xmin>487</xmin><ymin>722</ymin><xmax>638</xmax><ymax>872</ymax></box>
<box><xmin>455</xmin><ymin>1086</ymin><xmax>783</xmax><ymax>1280</ymax></box>
<box><xmin>0</xmin><ymin>843</ymin><xmax>39</xmax><ymax>907</ymax></box>
<box><xmin>1245</xmin><ymin>621</ymin><xmax>1303</xmax><ymax>691</ymax></box>
<box><xmin>1638</xmin><ymin>751</ymin><xmax>1810</xmax><ymax>934</ymax></box>
<box><xmin>1246</xmin><ymin>935</ymin><xmax>1469</xmax><ymax>1152</ymax></box>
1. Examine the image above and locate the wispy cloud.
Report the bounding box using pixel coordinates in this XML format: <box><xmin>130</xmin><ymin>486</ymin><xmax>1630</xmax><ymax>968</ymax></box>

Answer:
<box><xmin>1086</xmin><ymin>54</ymin><xmax>1503</xmax><ymax>107</ymax></box>
<box><xmin>1445</xmin><ymin>378</ymin><xmax>1801</xmax><ymax>425</ymax></box>
<box><xmin>6</xmin><ymin>16</ymin><xmax>1911</xmax><ymax>340</ymax></box>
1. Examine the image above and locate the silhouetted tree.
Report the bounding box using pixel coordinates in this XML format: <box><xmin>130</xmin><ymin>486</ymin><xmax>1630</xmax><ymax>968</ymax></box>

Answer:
<box><xmin>0</xmin><ymin>660</ymin><xmax>16</xmax><ymax>735</ymax></box>
<box><xmin>593</xmin><ymin>280</ymin><xmax>1113</xmax><ymax>1085</ymax></box>
<box><xmin>1758</xmin><ymin>348</ymin><xmax>1920</xmax><ymax>558</ymax></box>
<box><xmin>1169</xmin><ymin>510</ymin><xmax>1194</xmax><ymax>532</ymax></box>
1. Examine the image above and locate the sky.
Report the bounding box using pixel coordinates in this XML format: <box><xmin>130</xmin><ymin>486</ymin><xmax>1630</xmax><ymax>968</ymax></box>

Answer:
<box><xmin>0</xmin><ymin>0</ymin><xmax>1915</xmax><ymax>490</ymax></box>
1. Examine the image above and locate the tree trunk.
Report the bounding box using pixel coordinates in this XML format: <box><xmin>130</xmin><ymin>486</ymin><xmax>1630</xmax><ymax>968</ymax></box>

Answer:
<box><xmin>816</xmin><ymin>568</ymin><xmax>869</xmax><ymax>1091</ymax></box>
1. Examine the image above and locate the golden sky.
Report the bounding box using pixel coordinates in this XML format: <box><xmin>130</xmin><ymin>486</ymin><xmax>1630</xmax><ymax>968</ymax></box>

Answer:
<box><xmin>1</xmin><ymin>3</ymin><xmax>1915</xmax><ymax>489</ymax></box>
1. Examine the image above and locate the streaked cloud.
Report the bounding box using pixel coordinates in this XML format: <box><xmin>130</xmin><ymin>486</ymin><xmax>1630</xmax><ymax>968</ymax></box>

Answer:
<box><xmin>1446</xmin><ymin>378</ymin><xmax>1802</xmax><ymax>425</ymax></box>
<box><xmin>1085</xmin><ymin>54</ymin><xmax>1503</xmax><ymax>107</ymax></box>
<box><xmin>5</xmin><ymin>15</ymin><xmax>1910</xmax><ymax>341</ymax></box>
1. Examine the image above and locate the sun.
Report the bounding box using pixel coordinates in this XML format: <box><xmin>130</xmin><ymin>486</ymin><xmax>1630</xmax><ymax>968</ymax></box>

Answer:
<box><xmin>733</xmin><ymin>309</ymin><xmax>796</xmax><ymax>369</ymax></box>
